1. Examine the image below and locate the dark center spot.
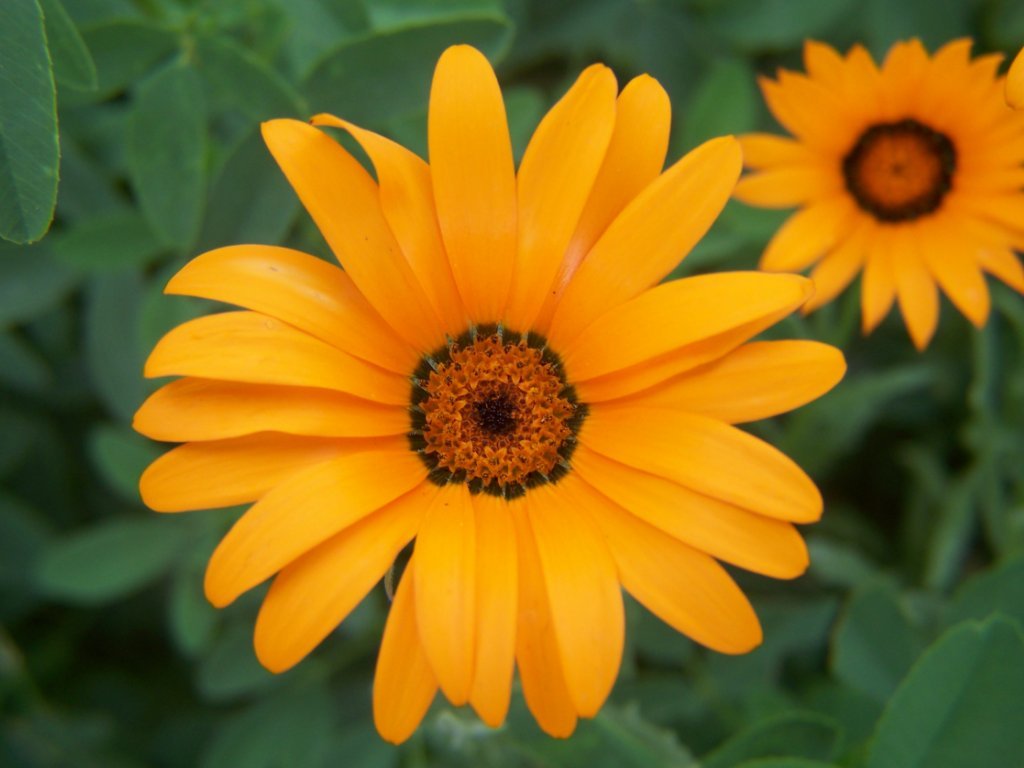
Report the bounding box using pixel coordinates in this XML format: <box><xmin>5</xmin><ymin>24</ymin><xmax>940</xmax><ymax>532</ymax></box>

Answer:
<box><xmin>473</xmin><ymin>390</ymin><xmax>517</xmax><ymax>435</ymax></box>
<box><xmin>842</xmin><ymin>119</ymin><xmax>956</xmax><ymax>223</ymax></box>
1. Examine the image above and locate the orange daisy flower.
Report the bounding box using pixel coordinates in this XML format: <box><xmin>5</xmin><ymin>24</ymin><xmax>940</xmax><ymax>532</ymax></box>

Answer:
<box><xmin>1008</xmin><ymin>46</ymin><xmax>1024</xmax><ymax>108</ymax></box>
<box><xmin>736</xmin><ymin>39</ymin><xmax>1024</xmax><ymax>350</ymax></box>
<box><xmin>135</xmin><ymin>45</ymin><xmax>844</xmax><ymax>742</ymax></box>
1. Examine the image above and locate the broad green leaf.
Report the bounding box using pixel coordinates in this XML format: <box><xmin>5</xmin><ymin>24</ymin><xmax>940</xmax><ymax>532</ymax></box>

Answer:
<box><xmin>275</xmin><ymin>0</ymin><xmax>371</xmax><ymax>76</ymax></box>
<box><xmin>40</xmin><ymin>0</ymin><xmax>97</xmax><ymax>91</ymax></box>
<box><xmin>127</xmin><ymin>61</ymin><xmax>207</xmax><ymax>251</ymax></box>
<box><xmin>54</xmin><ymin>139</ymin><xmax>122</xmax><ymax>222</ymax></box>
<box><xmin>679</xmin><ymin>58</ymin><xmax>756</xmax><ymax>151</ymax></box>
<box><xmin>922</xmin><ymin>478</ymin><xmax>975</xmax><ymax>591</ymax></box>
<box><xmin>87</xmin><ymin>423</ymin><xmax>161</xmax><ymax>503</ymax></box>
<box><xmin>831</xmin><ymin>582</ymin><xmax>921</xmax><ymax>702</ymax></box>
<box><xmin>197</xmin><ymin>129</ymin><xmax>300</xmax><ymax>251</ymax></box>
<box><xmin>709</xmin><ymin>0</ymin><xmax>857</xmax><ymax>50</ymax></box>
<box><xmin>84</xmin><ymin>270</ymin><xmax>147</xmax><ymax>422</ymax></box>
<box><xmin>806</xmin><ymin>536</ymin><xmax>879</xmax><ymax>589</ymax></box>
<box><xmin>946</xmin><ymin>555</ymin><xmax>1024</xmax><ymax>630</ymax></box>
<box><xmin>0</xmin><ymin>244</ymin><xmax>79</xmax><ymax>328</ymax></box>
<box><xmin>734</xmin><ymin>761</ymin><xmax>843</xmax><ymax>768</ymax></box>
<box><xmin>197</xmin><ymin>624</ymin><xmax>279</xmax><ymax>702</ymax></box>
<box><xmin>302</xmin><ymin>15</ymin><xmax>513</xmax><ymax>126</ymax></box>
<box><xmin>199</xmin><ymin>683</ymin><xmax>335</xmax><ymax>768</ymax></box>
<box><xmin>51</xmin><ymin>210</ymin><xmax>164</xmax><ymax>271</ymax></box>
<box><xmin>196</xmin><ymin>36</ymin><xmax>306</xmax><ymax>121</ymax></box>
<box><xmin>0</xmin><ymin>0</ymin><xmax>59</xmax><ymax>244</ymax></box>
<box><xmin>862</xmin><ymin>0</ymin><xmax>971</xmax><ymax>56</ymax></box>
<box><xmin>703</xmin><ymin>712</ymin><xmax>841</xmax><ymax>768</ymax></box>
<box><xmin>366</xmin><ymin>0</ymin><xmax>504</xmax><ymax>30</ymax></box>
<box><xmin>168</xmin><ymin>560</ymin><xmax>219</xmax><ymax>657</ymax></box>
<box><xmin>35</xmin><ymin>516</ymin><xmax>187</xmax><ymax>604</ymax></box>
<box><xmin>866</xmin><ymin>617</ymin><xmax>1024</xmax><ymax>768</ymax></box>
<box><xmin>77</xmin><ymin>20</ymin><xmax>178</xmax><ymax>100</ymax></box>
<box><xmin>0</xmin><ymin>331</ymin><xmax>51</xmax><ymax>393</ymax></box>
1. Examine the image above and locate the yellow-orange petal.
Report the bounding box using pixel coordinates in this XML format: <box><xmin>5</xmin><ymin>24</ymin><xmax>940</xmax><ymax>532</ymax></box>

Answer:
<box><xmin>144</xmin><ymin>311</ymin><xmax>409</xmax><ymax>406</ymax></box>
<box><xmin>802</xmin><ymin>217</ymin><xmax>872</xmax><ymax>313</ymax></box>
<box><xmin>261</xmin><ymin>118</ymin><xmax>445</xmax><ymax>351</ymax></box>
<box><xmin>134</xmin><ymin>378</ymin><xmax>409</xmax><ymax>441</ymax></box>
<box><xmin>978</xmin><ymin>247</ymin><xmax>1024</xmax><ymax>293</ymax></box>
<box><xmin>804</xmin><ymin>39</ymin><xmax>845</xmax><ymax>87</ymax></box>
<box><xmin>140</xmin><ymin>434</ymin><xmax>368</xmax><ymax>512</ymax></box>
<box><xmin>413</xmin><ymin>484</ymin><xmax>476</xmax><ymax>705</ymax></box>
<box><xmin>528</xmin><ymin>483</ymin><xmax>623</xmax><ymax>717</ymax></box>
<box><xmin>574</xmin><ymin>294</ymin><xmax>812</xmax><ymax>403</ymax></box>
<box><xmin>513</xmin><ymin>506</ymin><xmax>578</xmax><ymax>737</ymax></box>
<box><xmin>537</xmin><ymin>74</ymin><xmax>671</xmax><ymax>331</ymax></box>
<box><xmin>468</xmin><ymin>493</ymin><xmax>518</xmax><ymax>727</ymax></box>
<box><xmin>919</xmin><ymin>224</ymin><xmax>990</xmax><ymax>328</ymax></box>
<box><xmin>310</xmin><ymin>114</ymin><xmax>467</xmax><ymax>337</ymax></box>
<box><xmin>374</xmin><ymin>558</ymin><xmax>438</xmax><ymax>745</ymax></box>
<box><xmin>204</xmin><ymin>445</ymin><xmax>424</xmax><ymax>607</ymax></box>
<box><xmin>504</xmin><ymin>64</ymin><xmax>617</xmax><ymax>331</ymax></box>
<box><xmin>583</xmin><ymin>405</ymin><xmax>822</xmax><ymax>523</ymax></box>
<box><xmin>573</xmin><ymin>446</ymin><xmax>809</xmax><ymax>579</ymax></box>
<box><xmin>1007</xmin><ymin>47</ymin><xmax>1024</xmax><ymax>109</ymax></box>
<box><xmin>428</xmin><ymin>45</ymin><xmax>516</xmax><ymax>323</ymax></box>
<box><xmin>738</xmin><ymin>133</ymin><xmax>815</xmax><ymax>169</ymax></box>
<box><xmin>893</xmin><ymin>237</ymin><xmax>939</xmax><ymax>351</ymax></box>
<box><xmin>165</xmin><ymin>245</ymin><xmax>416</xmax><ymax>373</ymax></box>
<box><xmin>561</xmin><ymin>272</ymin><xmax>811</xmax><ymax>383</ymax></box>
<box><xmin>565</xmin><ymin>473</ymin><xmax>763</xmax><ymax>654</ymax></box>
<box><xmin>548</xmin><ymin>136</ymin><xmax>742</xmax><ymax>347</ymax></box>
<box><xmin>760</xmin><ymin>196</ymin><xmax>857</xmax><ymax>272</ymax></box>
<box><xmin>733</xmin><ymin>166</ymin><xmax>841</xmax><ymax>209</ymax></box>
<box><xmin>623</xmin><ymin>340</ymin><xmax>846</xmax><ymax>424</ymax></box>
<box><xmin>861</xmin><ymin>231</ymin><xmax>897</xmax><ymax>334</ymax></box>
<box><xmin>254</xmin><ymin>483</ymin><xmax>432</xmax><ymax>673</ymax></box>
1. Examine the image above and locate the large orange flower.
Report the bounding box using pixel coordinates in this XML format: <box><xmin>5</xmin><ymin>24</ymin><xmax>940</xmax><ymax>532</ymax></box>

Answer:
<box><xmin>736</xmin><ymin>39</ymin><xmax>1024</xmax><ymax>349</ymax></box>
<box><xmin>135</xmin><ymin>45</ymin><xmax>844</xmax><ymax>742</ymax></box>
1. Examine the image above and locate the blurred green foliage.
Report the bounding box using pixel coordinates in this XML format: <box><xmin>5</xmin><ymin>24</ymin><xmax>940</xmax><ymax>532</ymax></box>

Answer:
<box><xmin>2</xmin><ymin>0</ymin><xmax>1024</xmax><ymax>766</ymax></box>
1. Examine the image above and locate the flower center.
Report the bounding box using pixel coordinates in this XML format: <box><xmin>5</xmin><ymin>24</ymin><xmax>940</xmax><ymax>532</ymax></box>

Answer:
<box><xmin>842</xmin><ymin>119</ymin><xmax>956</xmax><ymax>222</ymax></box>
<box><xmin>408</xmin><ymin>326</ymin><xmax>585</xmax><ymax>499</ymax></box>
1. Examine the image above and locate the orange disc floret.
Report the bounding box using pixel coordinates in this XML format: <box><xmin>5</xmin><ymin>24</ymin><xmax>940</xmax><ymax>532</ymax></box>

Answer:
<box><xmin>411</xmin><ymin>330</ymin><xmax>581</xmax><ymax>497</ymax></box>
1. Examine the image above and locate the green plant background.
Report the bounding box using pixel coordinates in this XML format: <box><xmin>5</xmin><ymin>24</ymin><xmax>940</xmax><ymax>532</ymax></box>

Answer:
<box><xmin>2</xmin><ymin>0</ymin><xmax>1024</xmax><ymax>766</ymax></box>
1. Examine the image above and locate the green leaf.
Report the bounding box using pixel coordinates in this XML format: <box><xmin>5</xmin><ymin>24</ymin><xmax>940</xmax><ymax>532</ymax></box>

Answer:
<box><xmin>127</xmin><ymin>61</ymin><xmax>207</xmax><ymax>251</ymax></box>
<box><xmin>40</xmin><ymin>0</ymin><xmax>97</xmax><ymax>91</ymax></box>
<box><xmin>0</xmin><ymin>0</ymin><xmax>59</xmax><ymax>244</ymax></box>
<box><xmin>709</xmin><ymin>0</ymin><xmax>857</xmax><ymax>50</ymax></box>
<box><xmin>831</xmin><ymin>582</ymin><xmax>921</xmax><ymax>702</ymax></box>
<box><xmin>199</xmin><ymin>683</ymin><xmax>335</xmax><ymax>768</ymax></box>
<box><xmin>195</xmin><ymin>35</ymin><xmax>306</xmax><ymax>121</ymax></box>
<box><xmin>51</xmin><ymin>210</ymin><xmax>164</xmax><ymax>271</ymax></box>
<box><xmin>302</xmin><ymin>14</ymin><xmax>513</xmax><ymax>127</ymax></box>
<box><xmin>197</xmin><ymin>129</ymin><xmax>300</xmax><ymax>251</ymax></box>
<box><xmin>780</xmin><ymin>366</ymin><xmax>935</xmax><ymax>477</ymax></box>
<box><xmin>87</xmin><ymin>423</ymin><xmax>161</xmax><ymax>503</ymax></box>
<box><xmin>866</xmin><ymin>617</ymin><xmax>1024</xmax><ymax>768</ymax></box>
<box><xmin>275</xmin><ymin>0</ymin><xmax>371</xmax><ymax>77</ymax></box>
<box><xmin>946</xmin><ymin>555</ymin><xmax>1024</xmax><ymax>630</ymax></box>
<box><xmin>168</xmin><ymin>559</ymin><xmax>219</xmax><ymax>657</ymax></box>
<box><xmin>703</xmin><ymin>712</ymin><xmax>842</xmax><ymax>768</ymax></box>
<box><xmin>366</xmin><ymin>0</ymin><xmax>504</xmax><ymax>30</ymax></box>
<box><xmin>77</xmin><ymin>20</ymin><xmax>178</xmax><ymax>100</ymax></box>
<box><xmin>679</xmin><ymin>57</ymin><xmax>756</xmax><ymax>151</ymax></box>
<box><xmin>862</xmin><ymin>0</ymin><xmax>971</xmax><ymax>57</ymax></box>
<box><xmin>0</xmin><ymin>331</ymin><xmax>51</xmax><ymax>393</ymax></box>
<box><xmin>84</xmin><ymin>270</ymin><xmax>147</xmax><ymax>422</ymax></box>
<box><xmin>197</xmin><ymin>624</ymin><xmax>280</xmax><ymax>702</ymax></box>
<box><xmin>733</xmin><ymin>760</ymin><xmax>843</xmax><ymax>768</ymax></box>
<box><xmin>35</xmin><ymin>516</ymin><xmax>187</xmax><ymax>604</ymax></box>
<box><xmin>0</xmin><ymin>244</ymin><xmax>80</xmax><ymax>328</ymax></box>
